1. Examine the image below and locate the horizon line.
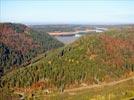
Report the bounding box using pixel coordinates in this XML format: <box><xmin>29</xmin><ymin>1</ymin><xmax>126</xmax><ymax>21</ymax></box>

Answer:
<box><xmin>1</xmin><ymin>21</ymin><xmax>134</xmax><ymax>25</ymax></box>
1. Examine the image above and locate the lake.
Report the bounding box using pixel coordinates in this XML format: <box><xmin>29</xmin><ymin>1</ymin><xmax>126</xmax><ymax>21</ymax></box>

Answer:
<box><xmin>55</xmin><ymin>35</ymin><xmax>79</xmax><ymax>44</ymax></box>
<box><xmin>54</xmin><ymin>28</ymin><xmax>106</xmax><ymax>44</ymax></box>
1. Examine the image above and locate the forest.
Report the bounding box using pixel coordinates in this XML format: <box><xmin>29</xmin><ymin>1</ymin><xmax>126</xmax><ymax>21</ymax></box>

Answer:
<box><xmin>1</xmin><ymin>27</ymin><xmax>134</xmax><ymax>94</ymax></box>
<box><xmin>0</xmin><ymin>23</ymin><xmax>64</xmax><ymax>78</ymax></box>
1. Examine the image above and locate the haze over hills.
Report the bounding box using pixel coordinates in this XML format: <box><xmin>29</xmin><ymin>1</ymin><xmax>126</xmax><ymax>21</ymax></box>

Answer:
<box><xmin>0</xmin><ymin>23</ymin><xmax>64</xmax><ymax>77</ymax></box>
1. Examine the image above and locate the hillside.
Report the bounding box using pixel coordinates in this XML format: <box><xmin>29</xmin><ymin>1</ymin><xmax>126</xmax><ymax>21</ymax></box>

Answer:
<box><xmin>1</xmin><ymin>28</ymin><xmax>134</xmax><ymax>97</ymax></box>
<box><xmin>0</xmin><ymin>23</ymin><xmax>64</xmax><ymax>76</ymax></box>
<box><xmin>38</xmin><ymin>77</ymin><xmax>134</xmax><ymax>100</ymax></box>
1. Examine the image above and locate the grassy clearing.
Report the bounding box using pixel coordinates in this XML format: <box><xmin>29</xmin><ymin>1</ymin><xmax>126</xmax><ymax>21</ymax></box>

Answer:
<box><xmin>22</xmin><ymin>77</ymin><xmax>134</xmax><ymax>100</ymax></box>
<box><xmin>1</xmin><ymin>77</ymin><xmax>134</xmax><ymax>100</ymax></box>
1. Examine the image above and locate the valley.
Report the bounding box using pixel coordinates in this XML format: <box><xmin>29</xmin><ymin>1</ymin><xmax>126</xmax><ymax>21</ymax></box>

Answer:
<box><xmin>0</xmin><ymin>23</ymin><xmax>134</xmax><ymax>99</ymax></box>
<box><xmin>1</xmin><ymin>0</ymin><xmax>134</xmax><ymax>99</ymax></box>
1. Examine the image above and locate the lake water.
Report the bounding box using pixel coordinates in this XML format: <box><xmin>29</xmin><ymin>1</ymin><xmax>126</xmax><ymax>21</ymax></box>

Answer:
<box><xmin>54</xmin><ymin>28</ymin><xmax>107</xmax><ymax>44</ymax></box>
<box><xmin>55</xmin><ymin>35</ymin><xmax>79</xmax><ymax>44</ymax></box>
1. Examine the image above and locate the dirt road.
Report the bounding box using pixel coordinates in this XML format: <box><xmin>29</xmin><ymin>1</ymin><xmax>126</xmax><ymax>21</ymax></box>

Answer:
<box><xmin>64</xmin><ymin>76</ymin><xmax>134</xmax><ymax>93</ymax></box>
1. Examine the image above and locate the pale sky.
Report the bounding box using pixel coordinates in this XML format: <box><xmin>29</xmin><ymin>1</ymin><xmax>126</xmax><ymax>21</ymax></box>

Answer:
<box><xmin>1</xmin><ymin>0</ymin><xmax>134</xmax><ymax>24</ymax></box>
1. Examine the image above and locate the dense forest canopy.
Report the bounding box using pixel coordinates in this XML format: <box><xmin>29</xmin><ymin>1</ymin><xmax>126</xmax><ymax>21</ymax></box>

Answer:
<box><xmin>0</xmin><ymin>23</ymin><xmax>64</xmax><ymax>76</ymax></box>
<box><xmin>1</xmin><ymin>27</ymin><xmax>134</xmax><ymax>93</ymax></box>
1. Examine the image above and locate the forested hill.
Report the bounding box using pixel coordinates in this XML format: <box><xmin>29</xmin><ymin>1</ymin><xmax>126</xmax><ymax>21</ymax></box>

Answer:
<box><xmin>0</xmin><ymin>23</ymin><xmax>64</xmax><ymax>75</ymax></box>
<box><xmin>1</xmin><ymin>28</ymin><xmax>134</xmax><ymax>92</ymax></box>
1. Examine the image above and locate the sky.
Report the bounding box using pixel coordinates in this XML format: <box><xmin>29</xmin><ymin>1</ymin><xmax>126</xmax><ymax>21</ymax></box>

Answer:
<box><xmin>0</xmin><ymin>0</ymin><xmax>134</xmax><ymax>25</ymax></box>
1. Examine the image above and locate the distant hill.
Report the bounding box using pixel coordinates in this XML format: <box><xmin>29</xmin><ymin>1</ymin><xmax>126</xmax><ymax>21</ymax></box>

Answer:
<box><xmin>0</xmin><ymin>23</ymin><xmax>64</xmax><ymax>76</ymax></box>
<box><xmin>31</xmin><ymin>24</ymin><xmax>134</xmax><ymax>33</ymax></box>
<box><xmin>1</xmin><ymin>28</ymin><xmax>134</xmax><ymax>93</ymax></box>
